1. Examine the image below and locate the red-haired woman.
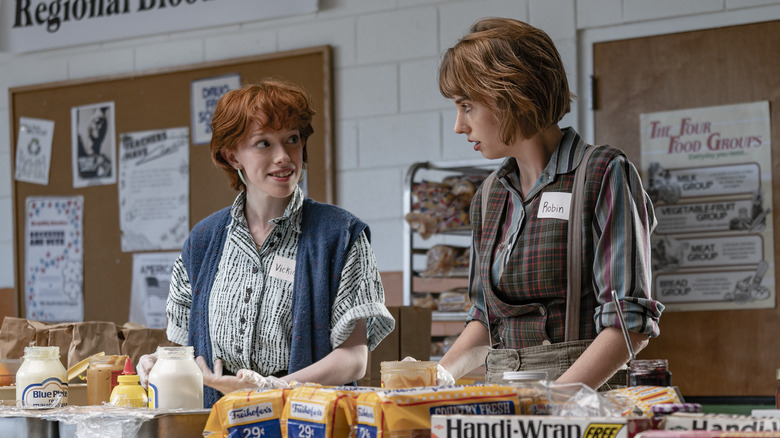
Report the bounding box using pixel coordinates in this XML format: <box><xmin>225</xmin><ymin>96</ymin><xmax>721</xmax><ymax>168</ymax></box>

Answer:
<box><xmin>139</xmin><ymin>80</ymin><xmax>395</xmax><ymax>407</ymax></box>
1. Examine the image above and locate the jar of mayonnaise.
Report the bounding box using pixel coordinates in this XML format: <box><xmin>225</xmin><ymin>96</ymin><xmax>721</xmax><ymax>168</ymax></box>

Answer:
<box><xmin>16</xmin><ymin>346</ymin><xmax>69</xmax><ymax>408</ymax></box>
<box><xmin>502</xmin><ymin>370</ymin><xmax>548</xmax><ymax>387</ymax></box>
<box><xmin>502</xmin><ymin>371</ymin><xmax>549</xmax><ymax>415</ymax></box>
<box><xmin>148</xmin><ymin>346</ymin><xmax>203</xmax><ymax>409</ymax></box>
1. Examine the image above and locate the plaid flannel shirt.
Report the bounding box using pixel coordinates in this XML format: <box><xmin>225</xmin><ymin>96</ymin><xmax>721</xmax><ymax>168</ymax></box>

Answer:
<box><xmin>467</xmin><ymin>127</ymin><xmax>664</xmax><ymax>349</ymax></box>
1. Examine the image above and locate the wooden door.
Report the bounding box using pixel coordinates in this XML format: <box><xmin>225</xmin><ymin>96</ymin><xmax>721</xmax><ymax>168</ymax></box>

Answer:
<box><xmin>593</xmin><ymin>20</ymin><xmax>780</xmax><ymax>397</ymax></box>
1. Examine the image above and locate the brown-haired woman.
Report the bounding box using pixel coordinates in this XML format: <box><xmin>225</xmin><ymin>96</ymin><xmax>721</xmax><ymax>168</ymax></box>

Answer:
<box><xmin>434</xmin><ymin>18</ymin><xmax>664</xmax><ymax>390</ymax></box>
<box><xmin>138</xmin><ymin>80</ymin><xmax>395</xmax><ymax>407</ymax></box>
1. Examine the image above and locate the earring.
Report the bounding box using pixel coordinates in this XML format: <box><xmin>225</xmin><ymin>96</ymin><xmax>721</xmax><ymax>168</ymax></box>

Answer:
<box><xmin>237</xmin><ymin>168</ymin><xmax>247</xmax><ymax>186</ymax></box>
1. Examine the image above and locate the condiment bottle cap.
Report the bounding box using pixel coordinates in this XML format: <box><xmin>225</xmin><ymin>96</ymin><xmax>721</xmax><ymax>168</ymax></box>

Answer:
<box><xmin>122</xmin><ymin>357</ymin><xmax>135</xmax><ymax>375</ymax></box>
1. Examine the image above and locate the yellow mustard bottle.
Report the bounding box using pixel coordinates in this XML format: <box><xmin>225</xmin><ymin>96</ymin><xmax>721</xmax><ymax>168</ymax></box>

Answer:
<box><xmin>109</xmin><ymin>357</ymin><xmax>148</xmax><ymax>408</ymax></box>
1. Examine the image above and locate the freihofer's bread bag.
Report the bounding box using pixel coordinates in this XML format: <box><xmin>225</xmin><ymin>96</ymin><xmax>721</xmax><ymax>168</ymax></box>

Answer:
<box><xmin>203</xmin><ymin>387</ymin><xmax>292</xmax><ymax>437</ymax></box>
<box><xmin>281</xmin><ymin>385</ymin><xmax>376</xmax><ymax>438</ymax></box>
<box><xmin>357</xmin><ymin>385</ymin><xmax>522</xmax><ymax>437</ymax></box>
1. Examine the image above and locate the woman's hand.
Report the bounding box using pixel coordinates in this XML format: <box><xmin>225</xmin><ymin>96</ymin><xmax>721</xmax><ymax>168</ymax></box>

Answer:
<box><xmin>401</xmin><ymin>356</ymin><xmax>455</xmax><ymax>386</ymax></box>
<box><xmin>195</xmin><ymin>356</ymin><xmax>288</xmax><ymax>394</ymax></box>
<box><xmin>136</xmin><ymin>352</ymin><xmax>158</xmax><ymax>388</ymax></box>
<box><xmin>196</xmin><ymin>356</ymin><xmax>256</xmax><ymax>395</ymax></box>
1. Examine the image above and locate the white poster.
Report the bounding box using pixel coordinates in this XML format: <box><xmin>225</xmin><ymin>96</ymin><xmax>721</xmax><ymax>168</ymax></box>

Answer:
<box><xmin>119</xmin><ymin>127</ymin><xmax>189</xmax><ymax>252</ymax></box>
<box><xmin>71</xmin><ymin>102</ymin><xmax>117</xmax><ymax>188</ymax></box>
<box><xmin>25</xmin><ymin>196</ymin><xmax>85</xmax><ymax>322</ymax></box>
<box><xmin>129</xmin><ymin>252</ymin><xmax>179</xmax><ymax>329</ymax></box>
<box><xmin>15</xmin><ymin>117</ymin><xmax>54</xmax><ymax>185</ymax></box>
<box><xmin>640</xmin><ymin>101</ymin><xmax>774</xmax><ymax>311</ymax></box>
<box><xmin>191</xmin><ymin>74</ymin><xmax>241</xmax><ymax>145</ymax></box>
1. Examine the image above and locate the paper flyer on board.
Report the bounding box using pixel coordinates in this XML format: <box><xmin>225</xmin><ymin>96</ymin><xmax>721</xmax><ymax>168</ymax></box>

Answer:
<box><xmin>25</xmin><ymin>196</ymin><xmax>85</xmax><ymax>322</ymax></box>
<box><xmin>14</xmin><ymin>117</ymin><xmax>54</xmax><ymax>185</ymax></box>
<box><xmin>118</xmin><ymin>127</ymin><xmax>190</xmax><ymax>252</ymax></box>
<box><xmin>71</xmin><ymin>101</ymin><xmax>117</xmax><ymax>188</ymax></box>
<box><xmin>129</xmin><ymin>252</ymin><xmax>179</xmax><ymax>329</ymax></box>
<box><xmin>640</xmin><ymin>101</ymin><xmax>774</xmax><ymax>311</ymax></box>
<box><xmin>190</xmin><ymin>73</ymin><xmax>241</xmax><ymax>145</ymax></box>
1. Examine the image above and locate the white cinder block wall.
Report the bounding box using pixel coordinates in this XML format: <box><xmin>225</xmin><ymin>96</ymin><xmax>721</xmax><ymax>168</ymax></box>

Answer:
<box><xmin>1</xmin><ymin>0</ymin><xmax>780</xmax><ymax>288</ymax></box>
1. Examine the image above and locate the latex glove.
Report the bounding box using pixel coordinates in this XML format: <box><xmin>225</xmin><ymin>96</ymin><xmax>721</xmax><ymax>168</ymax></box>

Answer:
<box><xmin>137</xmin><ymin>352</ymin><xmax>158</xmax><ymax>388</ymax></box>
<box><xmin>236</xmin><ymin>369</ymin><xmax>290</xmax><ymax>389</ymax></box>
<box><xmin>437</xmin><ymin>364</ymin><xmax>455</xmax><ymax>386</ymax></box>
<box><xmin>404</xmin><ymin>356</ymin><xmax>455</xmax><ymax>386</ymax></box>
<box><xmin>196</xmin><ymin>356</ymin><xmax>289</xmax><ymax>395</ymax></box>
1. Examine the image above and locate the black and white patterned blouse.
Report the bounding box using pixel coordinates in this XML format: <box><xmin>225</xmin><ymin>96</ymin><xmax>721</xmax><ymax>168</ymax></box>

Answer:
<box><xmin>166</xmin><ymin>187</ymin><xmax>395</xmax><ymax>375</ymax></box>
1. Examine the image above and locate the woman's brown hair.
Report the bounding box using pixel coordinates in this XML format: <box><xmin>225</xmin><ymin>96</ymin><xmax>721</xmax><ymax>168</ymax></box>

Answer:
<box><xmin>210</xmin><ymin>79</ymin><xmax>315</xmax><ymax>191</ymax></box>
<box><xmin>439</xmin><ymin>17</ymin><xmax>573</xmax><ymax>144</ymax></box>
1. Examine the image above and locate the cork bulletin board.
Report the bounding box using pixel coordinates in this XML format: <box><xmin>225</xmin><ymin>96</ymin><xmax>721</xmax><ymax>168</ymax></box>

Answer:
<box><xmin>9</xmin><ymin>46</ymin><xmax>333</xmax><ymax>324</ymax></box>
<box><xmin>593</xmin><ymin>21</ymin><xmax>780</xmax><ymax>397</ymax></box>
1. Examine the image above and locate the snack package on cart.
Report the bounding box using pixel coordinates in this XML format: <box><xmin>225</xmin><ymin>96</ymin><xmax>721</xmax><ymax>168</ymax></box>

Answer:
<box><xmin>507</xmin><ymin>381</ymin><xmax>641</xmax><ymax>418</ymax></box>
<box><xmin>405</xmin><ymin>175</ymin><xmax>483</xmax><ymax>239</ymax></box>
<box><xmin>280</xmin><ymin>385</ymin><xmax>375</xmax><ymax>438</ymax></box>
<box><xmin>421</xmin><ymin>245</ymin><xmax>470</xmax><ymax>278</ymax></box>
<box><xmin>203</xmin><ymin>387</ymin><xmax>292</xmax><ymax>438</ymax></box>
<box><xmin>605</xmin><ymin>386</ymin><xmax>684</xmax><ymax>418</ymax></box>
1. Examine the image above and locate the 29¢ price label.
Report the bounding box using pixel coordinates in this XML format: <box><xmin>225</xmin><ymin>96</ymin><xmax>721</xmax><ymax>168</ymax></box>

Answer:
<box><xmin>231</xmin><ymin>423</ymin><xmax>280</xmax><ymax>438</ymax></box>
<box><xmin>288</xmin><ymin>421</ymin><xmax>326</xmax><ymax>438</ymax></box>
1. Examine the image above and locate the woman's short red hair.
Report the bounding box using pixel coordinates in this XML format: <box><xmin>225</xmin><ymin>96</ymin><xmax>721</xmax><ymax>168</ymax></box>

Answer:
<box><xmin>210</xmin><ymin>79</ymin><xmax>315</xmax><ymax>191</ymax></box>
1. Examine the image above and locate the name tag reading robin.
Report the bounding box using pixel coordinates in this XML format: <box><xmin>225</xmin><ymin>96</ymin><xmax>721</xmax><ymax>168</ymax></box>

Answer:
<box><xmin>270</xmin><ymin>254</ymin><xmax>296</xmax><ymax>282</ymax></box>
<box><xmin>538</xmin><ymin>192</ymin><xmax>572</xmax><ymax>220</ymax></box>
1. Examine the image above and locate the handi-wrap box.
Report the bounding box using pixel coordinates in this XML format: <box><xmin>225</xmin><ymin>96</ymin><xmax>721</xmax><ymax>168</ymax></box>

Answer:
<box><xmin>358</xmin><ymin>306</ymin><xmax>432</xmax><ymax>387</ymax></box>
<box><xmin>430</xmin><ymin>415</ymin><xmax>653</xmax><ymax>438</ymax></box>
<box><xmin>662</xmin><ymin>412</ymin><xmax>780</xmax><ymax>433</ymax></box>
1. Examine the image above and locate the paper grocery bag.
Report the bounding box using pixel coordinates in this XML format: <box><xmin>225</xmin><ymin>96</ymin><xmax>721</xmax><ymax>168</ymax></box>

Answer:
<box><xmin>119</xmin><ymin>322</ymin><xmax>176</xmax><ymax>368</ymax></box>
<box><xmin>47</xmin><ymin>326</ymin><xmax>74</xmax><ymax>367</ymax></box>
<box><xmin>69</xmin><ymin>321</ymin><xmax>121</xmax><ymax>368</ymax></box>
<box><xmin>0</xmin><ymin>317</ymin><xmax>52</xmax><ymax>360</ymax></box>
<box><xmin>0</xmin><ymin>317</ymin><xmax>122</xmax><ymax>368</ymax></box>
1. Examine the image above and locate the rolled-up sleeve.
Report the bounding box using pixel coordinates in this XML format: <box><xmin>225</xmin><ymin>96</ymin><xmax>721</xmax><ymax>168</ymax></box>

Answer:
<box><xmin>330</xmin><ymin>231</ymin><xmax>396</xmax><ymax>351</ymax></box>
<box><xmin>592</xmin><ymin>157</ymin><xmax>664</xmax><ymax>337</ymax></box>
<box><xmin>166</xmin><ymin>255</ymin><xmax>191</xmax><ymax>345</ymax></box>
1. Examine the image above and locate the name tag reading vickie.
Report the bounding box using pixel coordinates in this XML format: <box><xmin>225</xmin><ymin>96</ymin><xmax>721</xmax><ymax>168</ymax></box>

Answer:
<box><xmin>537</xmin><ymin>192</ymin><xmax>572</xmax><ymax>220</ymax></box>
<box><xmin>270</xmin><ymin>254</ymin><xmax>296</xmax><ymax>282</ymax></box>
